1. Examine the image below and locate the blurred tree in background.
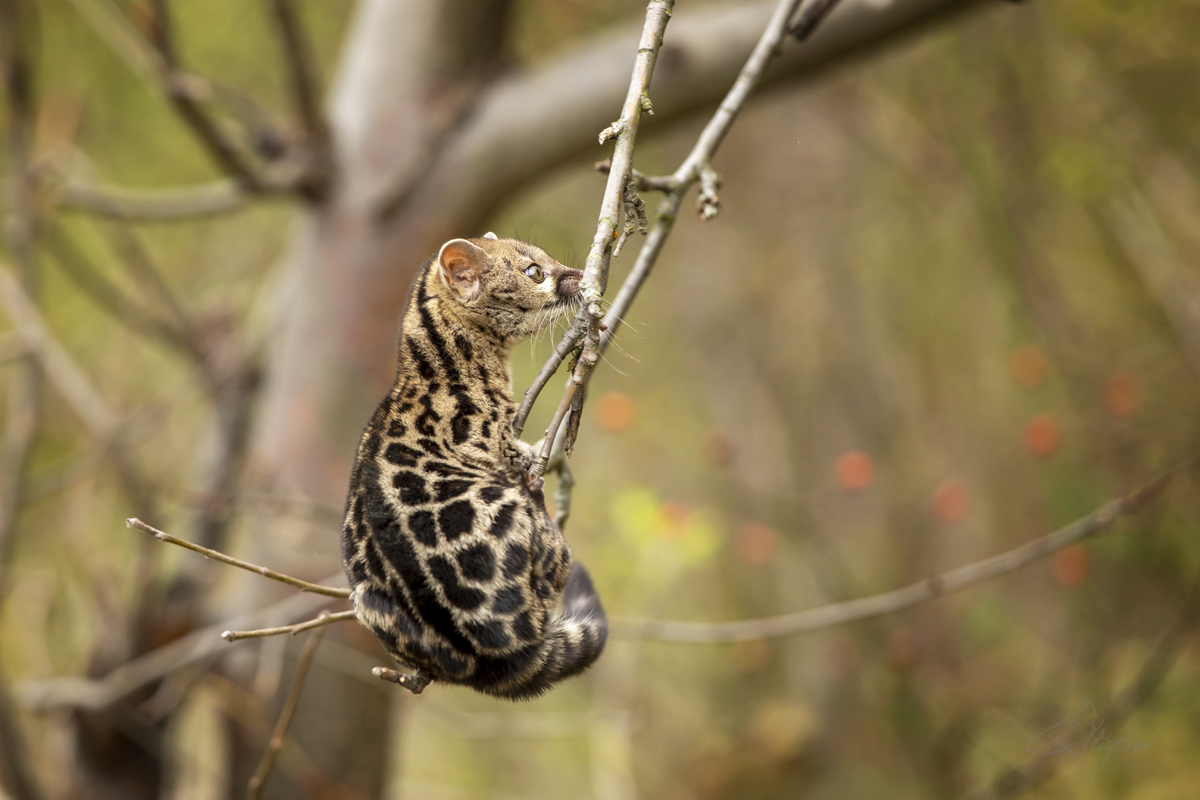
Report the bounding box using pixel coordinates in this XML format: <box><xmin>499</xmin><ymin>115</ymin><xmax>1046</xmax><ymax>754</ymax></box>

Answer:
<box><xmin>2</xmin><ymin>0</ymin><xmax>1199</xmax><ymax>798</ymax></box>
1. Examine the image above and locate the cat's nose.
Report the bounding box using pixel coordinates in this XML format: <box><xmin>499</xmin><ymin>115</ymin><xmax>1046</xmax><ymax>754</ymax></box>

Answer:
<box><xmin>556</xmin><ymin>269</ymin><xmax>582</xmax><ymax>298</ymax></box>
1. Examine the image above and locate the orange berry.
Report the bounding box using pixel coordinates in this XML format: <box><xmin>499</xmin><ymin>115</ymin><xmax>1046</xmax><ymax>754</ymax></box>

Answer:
<box><xmin>1010</xmin><ymin>345</ymin><xmax>1048</xmax><ymax>388</ymax></box>
<box><xmin>835</xmin><ymin>451</ymin><xmax>874</xmax><ymax>491</ymax></box>
<box><xmin>1023</xmin><ymin>412</ymin><xmax>1062</xmax><ymax>457</ymax></box>
<box><xmin>734</xmin><ymin>523</ymin><xmax>777</xmax><ymax>566</ymax></box>
<box><xmin>703</xmin><ymin>430</ymin><xmax>735</xmax><ymax>467</ymax></box>
<box><xmin>1103</xmin><ymin>373</ymin><xmax>1140</xmax><ymax>418</ymax></box>
<box><xmin>884</xmin><ymin>628</ymin><xmax>921</xmax><ymax>673</ymax></box>
<box><xmin>931</xmin><ymin>480</ymin><xmax>971</xmax><ymax>524</ymax></box>
<box><xmin>732</xmin><ymin>638</ymin><xmax>771</xmax><ymax>673</ymax></box>
<box><xmin>659</xmin><ymin>502</ymin><xmax>690</xmax><ymax>539</ymax></box>
<box><xmin>595</xmin><ymin>391</ymin><xmax>636</xmax><ymax>432</ymax></box>
<box><xmin>1053</xmin><ymin>545</ymin><xmax>1089</xmax><ymax>587</ymax></box>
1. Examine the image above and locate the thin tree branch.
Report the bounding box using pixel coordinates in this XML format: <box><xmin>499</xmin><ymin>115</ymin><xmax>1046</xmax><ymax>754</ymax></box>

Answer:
<box><xmin>789</xmin><ymin>0</ymin><xmax>844</xmax><ymax>40</ymax></box>
<box><xmin>530</xmin><ymin>0</ymin><xmax>675</xmax><ymax>472</ymax></box>
<box><xmin>0</xmin><ymin>1</ymin><xmax>49</xmax><ymax>795</ymax></box>
<box><xmin>104</xmin><ymin>224</ymin><xmax>205</xmax><ymax>354</ymax></box>
<box><xmin>617</xmin><ymin>456</ymin><xmax>1198</xmax><ymax>642</ymax></box>
<box><xmin>594</xmin><ymin>157</ymin><xmax>678</xmax><ymax>193</ymax></box>
<box><xmin>61</xmin><ymin>0</ymin><xmax>167</xmax><ymax>87</ymax></box>
<box><xmin>222</xmin><ymin>610</ymin><xmax>355</xmax><ymax>642</ymax></box>
<box><xmin>63</xmin><ymin>0</ymin><xmax>275</xmax><ymax>192</ymax></box>
<box><xmin>0</xmin><ymin>258</ymin><xmax>161</xmax><ymax>534</ymax></box>
<box><xmin>17</xmin><ymin>585</ymin><xmax>341</xmax><ymax>711</ymax></box>
<box><xmin>533</xmin><ymin>0</ymin><xmax>821</xmax><ymax>472</ymax></box>
<box><xmin>960</xmin><ymin>560</ymin><xmax>1200</xmax><ymax>800</ymax></box>
<box><xmin>127</xmin><ymin>518</ymin><xmax>350</xmax><ymax>597</ymax></box>
<box><xmin>0</xmin><ymin>0</ymin><xmax>44</xmax><ymax>596</ymax></box>
<box><xmin>43</xmin><ymin>224</ymin><xmax>198</xmax><ymax>358</ymax></box>
<box><xmin>400</xmin><ymin>0</ymin><xmax>992</xmax><ymax>242</ymax></box>
<box><xmin>263</xmin><ymin>0</ymin><xmax>332</xmax><ymax>199</ymax></box>
<box><xmin>0</xmin><ymin>261</ymin><xmax>119</xmax><ymax>438</ymax></box>
<box><xmin>55</xmin><ymin>178</ymin><xmax>250</xmax><ymax>220</ymax></box>
<box><xmin>247</xmin><ymin>627</ymin><xmax>325</xmax><ymax>800</ymax></box>
<box><xmin>512</xmin><ymin>315</ymin><xmax>585</xmax><ymax>437</ymax></box>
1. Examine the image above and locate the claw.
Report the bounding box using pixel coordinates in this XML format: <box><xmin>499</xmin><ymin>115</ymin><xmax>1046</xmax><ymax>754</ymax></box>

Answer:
<box><xmin>372</xmin><ymin>666</ymin><xmax>432</xmax><ymax>695</ymax></box>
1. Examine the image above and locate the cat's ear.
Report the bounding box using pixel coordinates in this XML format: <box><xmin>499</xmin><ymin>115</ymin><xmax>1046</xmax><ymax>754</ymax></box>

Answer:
<box><xmin>437</xmin><ymin>239</ymin><xmax>486</xmax><ymax>300</ymax></box>
<box><xmin>483</xmin><ymin>231</ymin><xmax>498</xmax><ymax>240</ymax></box>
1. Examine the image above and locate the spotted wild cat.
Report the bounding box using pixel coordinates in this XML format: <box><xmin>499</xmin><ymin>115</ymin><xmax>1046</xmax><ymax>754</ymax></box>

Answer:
<box><xmin>340</xmin><ymin>233</ymin><xmax>607</xmax><ymax>699</ymax></box>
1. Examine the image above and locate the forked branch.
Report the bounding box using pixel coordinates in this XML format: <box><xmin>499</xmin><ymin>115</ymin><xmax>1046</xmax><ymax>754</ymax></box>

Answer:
<box><xmin>222</xmin><ymin>610</ymin><xmax>356</xmax><ymax>642</ymax></box>
<box><xmin>524</xmin><ymin>0</ymin><xmax>846</xmax><ymax>462</ymax></box>
<box><xmin>528</xmin><ymin>0</ymin><xmax>676</xmax><ymax>472</ymax></box>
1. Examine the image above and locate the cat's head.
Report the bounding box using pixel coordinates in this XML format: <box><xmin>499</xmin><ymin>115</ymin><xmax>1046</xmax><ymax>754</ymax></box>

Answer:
<box><xmin>433</xmin><ymin>233</ymin><xmax>581</xmax><ymax>341</ymax></box>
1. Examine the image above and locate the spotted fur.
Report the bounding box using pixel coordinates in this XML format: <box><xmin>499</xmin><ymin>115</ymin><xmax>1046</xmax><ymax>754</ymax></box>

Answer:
<box><xmin>341</xmin><ymin>234</ymin><xmax>607</xmax><ymax>699</ymax></box>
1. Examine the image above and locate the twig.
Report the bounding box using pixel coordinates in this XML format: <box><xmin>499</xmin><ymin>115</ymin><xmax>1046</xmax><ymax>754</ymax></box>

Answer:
<box><xmin>960</xmin><ymin>559</ymin><xmax>1200</xmax><ymax>800</ymax></box>
<box><xmin>594</xmin><ymin>158</ymin><xmax>677</xmax><ymax>193</ymax></box>
<box><xmin>789</xmin><ymin>0</ymin><xmax>844</xmax><ymax>40</ymax></box>
<box><xmin>246</xmin><ymin>627</ymin><xmax>325</xmax><ymax>800</ymax></box>
<box><xmin>104</xmin><ymin>225</ymin><xmax>205</xmax><ymax>358</ymax></box>
<box><xmin>531</xmin><ymin>0</ymin><xmax>820</xmax><ymax>472</ymax></box>
<box><xmin>0</xmin><ymin>258</ymin><xmax>161</xmax><ymax>523</ymax></box>
<box><xmin>263</xmin><ymin>0</ymin><xmax>331</xmax><ymax>199</ymax></box>
<box><xmin>43</xmin><ymin>224</ymin><xmax>197</xmax><ymax>357</ymax></box>
<box><xmin>0</xmin><ymin>0</ymin><xmax>44</xmax><ymax>596</ymax></box>
<box><xmin>127</xmin><ymin>518</ymin><xmax>351</xmax><ymax>598</ymax></box>
<box><xmin>17</xmin><ymin>585</ymin><xmax>340</xmax><ymax>711</ymax></box>
<box><xmin>64</xmin><ymin>0</ymin><xmax>271</xmax><ymax>191</ymax></box>
<box><xmin>222</xmin><ymin>610</ymin><xmax>355</xmax><ymax>642</ymax></box>
<box><xmin>55</xmin><ymin>178</ymin><xmax>249</xmax><ymax>220</ymax></box>
<box><xmin>531</xmin><ymin>0</ymin><xmax>676</xmax><ymax>473</ymax></box>
<box><xmin>513</xmin><ymin>316</ymin><xmax>585</xmax><ymax>437</ymax></box>
<box><xmin>0</xmin><ymin>261</ymin><xmax>119</xmax><ymax>439</ymax></box>
<box><xmin>61</xmin><ymin>0</ymin><xmax>167</xmax><ymax>87</ymax></box>
<box><xmin>0</xmin><ymin>3</ymin><xmax>50</xmax><ymax>796</ymax></box>
<box><xmin>617</xmin><ymin>457</ymin><xmax>1197</xmax><ymax>642</ymax></box>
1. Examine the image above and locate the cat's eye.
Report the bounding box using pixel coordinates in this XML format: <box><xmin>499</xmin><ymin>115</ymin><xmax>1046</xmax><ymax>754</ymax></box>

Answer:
<box><xmin>524</xmin><ymin>264</ymin><xmax>545</xmax><ymax>282</ymax></box>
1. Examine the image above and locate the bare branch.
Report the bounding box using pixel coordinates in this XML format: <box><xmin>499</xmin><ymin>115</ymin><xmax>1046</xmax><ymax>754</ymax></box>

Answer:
<box><xmin>127</xmin><ymin>518</ymin><xmax>351</xmax><ymax>598</ymax></box>
<box><xmin>55</xmin><ymin>178</ymin><xmax>250</xmax><ymax>220</ymax></box>
<box><xmin>104</xmin><ymin>225</ymin><xmax>205</xmax><ymax>352</ymax></box>
<box><xmin>532</xmin><ymin>0</ymin><xmax>676</xmax><ymax>473</ymax></box>
<box><xmin>263</xmin><ymin>0</ymin><xmax>332</xmax><ymax>199</ymax></box>
<box><xmin>0</xmin><ymin>261</ymin><xmax>120</xmax><ymax>438</ymax></box>
<box><xmin>44</xmin><ymin>224</ymin><xmax>198</xmax><ymax>358</ymax></box>
<box><xmin>222</xmin><ymin>610</ymin><xmax>356</xmax><ymax>642</ymax></box>
<box><xmin>247</xmin><ymin>627</ymin><xmax>325</xmax><ymax>800</ymax></box>
<box><xmin>1107</xmin><ymin>195</ymin><xmax>1200</xmax><ymax>381</ymax></box>
<box><xmin>63</xmin><ymin>0</ymin><xmax>273</xmax><ymax>191</ymax></box>
<box><xmin>789</xmin><ymin>0</ymin><xmax>844</xmax><ymax>40</ymax></box>
<box><xmin>512</xmin><ymin>315</ymin><xmax>584</xmax><ymax>437</ymax></box>
<box><xmin>962</xmin><ymin>560</ymin><xmax>1200</xmax><ymax>800</ymax></box>
<box><xmin>534</xmin><ymin>0</ymin><xmax>813</xmax><ymax>472</ymax></box>
<box><xmin>17</xmin><ymin>585</ymin><xmax>341</xmax><ymax>711</ymax></box>
<box><xmin>61</xmin><ymin>0</ymin><xmax>167</xmax><ymax>87</ymax></box>
<box><xmin>0</xmin><ymin>1</ymin><xmax>50</xmax><ymax>794</ymax></box>
<box><xmin>594</xmin><ymin>157</ymin><xmax>677</xmax><ymax>193</ymax></box>
<box><xmin>617</xmin><ymin>457</ymin><xmax>1197</xmax><ymax>642</ymax></box>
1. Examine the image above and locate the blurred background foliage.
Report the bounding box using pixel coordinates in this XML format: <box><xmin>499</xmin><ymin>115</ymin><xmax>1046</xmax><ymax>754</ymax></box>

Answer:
<box><xmin>2</xmin><ymin>0</ymin><xmax>1200</xmax><ymax>798</ymax></box>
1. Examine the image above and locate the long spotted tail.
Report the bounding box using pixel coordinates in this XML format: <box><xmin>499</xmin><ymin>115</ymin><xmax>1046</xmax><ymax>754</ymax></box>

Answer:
<box><xmin>495</xmin><ymin>562</ymin><xmax>608</xmax><ymax>699</ymax></box>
